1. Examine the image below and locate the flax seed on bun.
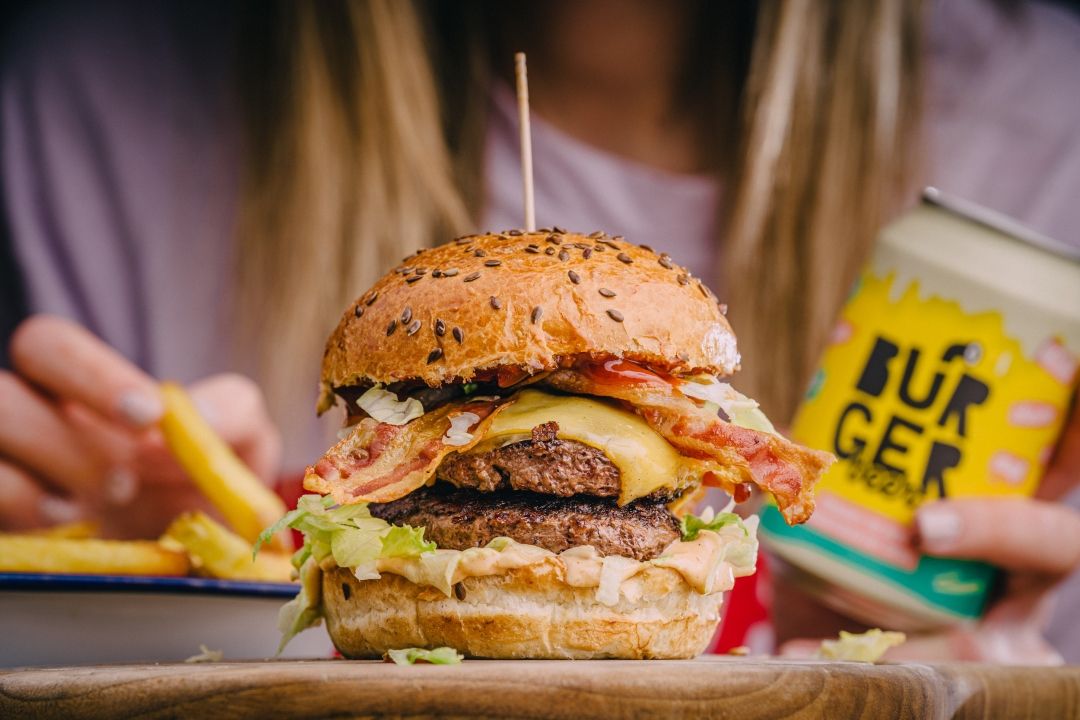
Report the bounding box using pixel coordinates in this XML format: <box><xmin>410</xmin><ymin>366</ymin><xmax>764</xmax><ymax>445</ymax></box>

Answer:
<box><xmin>318</xmin><ymin>230</ymin><xmax>738</xmax><ymax>409</ymax></box>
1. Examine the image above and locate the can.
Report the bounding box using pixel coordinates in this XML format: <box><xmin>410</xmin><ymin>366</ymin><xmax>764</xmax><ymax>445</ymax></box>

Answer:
<box><xmin>759</xmin><ymin>188</ymin><xmax>1080</xmax><ymax>631</ymax></box>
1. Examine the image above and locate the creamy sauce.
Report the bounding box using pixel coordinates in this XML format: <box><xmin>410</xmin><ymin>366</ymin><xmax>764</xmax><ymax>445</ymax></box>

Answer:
<box><xmin>356</xmin><ymin>524</ymin><xmax>758</xmax><ymax>606</ymax></box>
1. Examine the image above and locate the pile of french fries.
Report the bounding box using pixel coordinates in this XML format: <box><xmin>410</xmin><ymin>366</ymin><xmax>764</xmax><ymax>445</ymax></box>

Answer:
<box><xmin>0</xmin><ymin>383</ymin><xmax>294</xmax><ymax>582</ymax></box>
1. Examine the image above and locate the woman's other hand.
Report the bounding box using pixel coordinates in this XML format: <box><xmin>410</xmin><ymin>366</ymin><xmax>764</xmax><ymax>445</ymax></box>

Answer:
<box><xmin>0</xmin><ymin>315</ymin><xmax>282</xmax><ymax>538</ymax></box>
<box><xmin>777</xmin><ymin>397</ymin><xmax>1080</xmax><ymax>664</ymax></box>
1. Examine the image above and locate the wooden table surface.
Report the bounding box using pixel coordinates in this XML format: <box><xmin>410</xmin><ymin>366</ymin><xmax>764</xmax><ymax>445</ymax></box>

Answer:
<box><xmin>2</xmin><ymin>657</ymin><xmax>1077</xmax><ymax>719</ymax></box>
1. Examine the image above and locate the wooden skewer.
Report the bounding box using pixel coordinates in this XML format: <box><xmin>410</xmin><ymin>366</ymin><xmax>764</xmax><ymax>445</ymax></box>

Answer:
<box><xmin>515</xmin><ymin>52</ymin><xmax>536</xmax><ymax>232</ymax></box>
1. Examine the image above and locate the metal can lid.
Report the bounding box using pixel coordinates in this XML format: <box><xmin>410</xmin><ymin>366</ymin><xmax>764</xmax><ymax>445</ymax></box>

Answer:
<box><xmin>922</xmin><ymin>187</ymin><xmax>1080</xmax><ymax>263</ymax></box>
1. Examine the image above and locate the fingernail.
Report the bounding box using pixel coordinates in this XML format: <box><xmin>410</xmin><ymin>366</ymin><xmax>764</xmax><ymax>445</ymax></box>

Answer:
<box><xmin>117</xmin><ymin>389</ymin><xmax>164</xmax><ymax>427</ymax></box>
<box><xmin>918</xmin><ymin>505</ymin><xmax>962</xmax><ymax>552</ymax></box>
<box><xmin>40</xmin><ymin>496</ymin><xmax>81</xmax><ymax>525</ymax></box>
<box><xmin>104</xmin><ymin>467</ymin><xmax>139</xmax><ymax>506</ymax></box>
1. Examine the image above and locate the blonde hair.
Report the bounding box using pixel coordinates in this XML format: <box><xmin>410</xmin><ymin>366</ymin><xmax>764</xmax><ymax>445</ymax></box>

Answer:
<box><xmin>233</xmin><ymin>0</ymin><xmax>923</xmax><ymax>442</ymax></box>
<box><xmin>725</xmin><ymin>0</ymin><xmax>923</xmax><ymax>419</ymax></box>
<box><xmin>234</xmin><ymin>0</ymin><xmax>469</xmax><ymax>436</ymax></box>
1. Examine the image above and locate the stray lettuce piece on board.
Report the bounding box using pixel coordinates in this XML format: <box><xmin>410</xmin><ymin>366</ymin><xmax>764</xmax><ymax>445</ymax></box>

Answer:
<box><xmin>385</xmin><ymin>647</ymin><xmax>464</xmax><ymax>666</ymax></box>
<box><xmin>815</xmin><ymin>629</ymin><xmax>907</xmax><ymax>663</ymax></box>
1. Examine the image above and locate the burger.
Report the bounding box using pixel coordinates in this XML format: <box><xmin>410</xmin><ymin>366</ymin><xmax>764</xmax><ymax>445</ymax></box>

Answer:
<box><xmin>264</xmin><ymin>229</ymin><xmax>833</xmax><ymax>659</ymax></box>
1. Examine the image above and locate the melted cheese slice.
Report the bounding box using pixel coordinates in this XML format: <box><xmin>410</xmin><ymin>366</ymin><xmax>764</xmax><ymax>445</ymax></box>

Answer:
<box><xmin>476</xmin><ymin>389</ymin><xmax>706</xmax><ymax>504</ymax></box>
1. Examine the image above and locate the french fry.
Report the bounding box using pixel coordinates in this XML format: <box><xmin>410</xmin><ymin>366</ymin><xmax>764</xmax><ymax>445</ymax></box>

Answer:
<box><xmin>0</xmin><ymin>535</ymin><xmax>190</xmax><ymax>575</ymax></box>
<box><xmin>31</xmin><ymin>520</ymin><xmax>101</xmax><ymax>539</ymax></box>
<box><xmin>162</xmin><ymin>512</ymin><xmax>293</xmax><ymax>582</ymax></box>
<box><xmin>158</xmin><ymin>382</ymin><xmax>290</xmax><ymax>551</ymax></box>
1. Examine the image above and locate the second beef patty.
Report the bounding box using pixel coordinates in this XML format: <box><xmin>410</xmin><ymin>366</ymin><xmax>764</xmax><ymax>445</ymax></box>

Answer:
<box><xmin>369</xmin><ymin>485</ymin><xmax>681</xmax><ymax>561</ymax></box>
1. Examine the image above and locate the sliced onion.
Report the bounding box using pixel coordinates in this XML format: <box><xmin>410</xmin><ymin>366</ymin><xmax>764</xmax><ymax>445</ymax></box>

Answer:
<box><xmin>357</xmin><ymin>386</ymin><xmax>424</xmax><ymax>425</ymax></box>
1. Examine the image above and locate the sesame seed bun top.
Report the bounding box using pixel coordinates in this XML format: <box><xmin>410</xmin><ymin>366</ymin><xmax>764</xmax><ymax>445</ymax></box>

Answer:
<box><xmin>318</xmin><ymin>230</ymin><xmax>739</xmax><ymax>409</ymax></box>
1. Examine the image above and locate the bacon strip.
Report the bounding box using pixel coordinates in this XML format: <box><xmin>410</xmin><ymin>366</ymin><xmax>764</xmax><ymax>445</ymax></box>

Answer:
<box><xmin>304</xmin><ymin>399</ymin><xmax>510</xmax><ymax>506</ymax></box>
<box><xmin>543</xmin><ymin>363</ymin><xmax>833</xmax><ymax>524</ymax></box>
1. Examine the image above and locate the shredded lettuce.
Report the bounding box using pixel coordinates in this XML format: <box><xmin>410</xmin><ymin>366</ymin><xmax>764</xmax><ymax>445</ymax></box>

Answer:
<box><xmin>680</xmin><ymin>506</ymin><xmax>748</xmax><ymax>541</ymax></box>
<box><xmin>256</xmin><ymin>494</ymin><xmax>438</xmax><ymax>652</ymax></box>
<box><xmin>357</xmin><ymin>385</ymin><xmax>424</xmax><ymax>425</ymax></box>
<box><xmin>385</xmin><ymin>647</ymin><xmax>464</xmax><ymax>665</ymax></box>
<box><xmin>815</xmin><ymin>629</ymin><xmax>907</xmax><ymax>663</ymax></box>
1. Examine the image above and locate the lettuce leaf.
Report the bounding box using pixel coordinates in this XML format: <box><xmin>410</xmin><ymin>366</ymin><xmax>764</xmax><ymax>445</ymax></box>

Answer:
<box><xmin>815</xmin><ymin>629</ymin><xmax>906</xmax><ymax>662</ymax></box>
<box><xmin>680</xmin><ymin>507</ymin><xmax>748</xmax><ymax>541</ymax></box>
<box><xmin>276</xmin><ymin>556</ymin><xmax>323</xmax><ymax>654</ymax></box>
<box><xmin>380</xmin><ymin>525</ymin><xmax>436</xmax><ymax>558</ymax></box>
<box><xmin>385</xmin><ymin>647</ymin><xmax>464</xmax><ymax>665</ymax></box>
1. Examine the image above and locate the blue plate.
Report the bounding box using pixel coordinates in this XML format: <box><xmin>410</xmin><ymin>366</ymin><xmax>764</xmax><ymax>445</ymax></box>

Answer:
<box><xmin>0</xmin><ymin>572</ymin><xmax>298</xmax><ymax>598</ymax></box>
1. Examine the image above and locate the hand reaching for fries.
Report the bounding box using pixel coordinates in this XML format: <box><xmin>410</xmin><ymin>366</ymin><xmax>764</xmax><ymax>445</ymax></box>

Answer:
<box><xmin>0</xmin><ymin>315</ymin><xmax>283</xmax><ymax>540</ymax></box>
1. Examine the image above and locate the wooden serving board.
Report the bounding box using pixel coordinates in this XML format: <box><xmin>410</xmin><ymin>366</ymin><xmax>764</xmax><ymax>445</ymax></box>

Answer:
<box><xmin>1</xmin><ymin>657</ymin><xmax>1077</xmax><ymax>719</ymax></box>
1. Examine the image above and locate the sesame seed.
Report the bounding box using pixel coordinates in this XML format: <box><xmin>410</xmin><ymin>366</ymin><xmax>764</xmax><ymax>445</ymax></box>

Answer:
<box><xmin>677</xmin><ymin>274</ymin><xmax>689</xmax><ymax>285</ymax></box>
<box><xmin>484</xmin><ymin>259</ymin><xmax>502</xmax><ymax>267</ymax></box>
<box><xmin>593</xmin><ymin>244</ymin><xmax>605</xmax><ymax>252</ymax></box>
<box><xmin>435</xmin><ymin>319</ymin><xmax>446</xmax><ymax>336</ymax></box>
<box><xmin>598</xmin><ymin>288</ymin><xmax>616</xmax><ymax>298</ymax></box>
<box><xmin>583</xmin><ymin>248</ymin><xmax>593</xmax><ymax>259</ymax></box>
<box><xmin>544</xmin><ymin>247</ymin><xmax>556</xmax><ymax>256</ymax></box>
<box><xmin>525</xmin><ymin>246</ymin><xmax>540</xmax><ymax>254</ymax></box>
<box><xmin>508</xmin><ymin>229</ymin><xmax>523</xmax><ymax>236</ymax></box>
<box><xmin>455</xmin><ymin>237</ymin><xmax>472</xmax><ymax>245</ymax></box>
<box><xmin>464</xmin><ymin>272</ymin><xmax>481</xmax><ymax>282</ymax></box>
<box><xmin>658</xmin><ymin>257</ymin><xmax>673</xmax><ymax>269</ymax></box>
<box><xmin>639</xmin><ymin>244</ymin><xmax>653</xmax><ymax>253</ymax></box>
<box><xmin>386</xmin><ymin>319</ymin><xmax>398</xmax><ymax>336</ymax></box>
<box><xmin>427</xmin><ymin>348</ymin><xmax>443</xmax><ymax>364</ymax></box>
<box><xmin>431</xmin><ymin>269</ymin><xmax>443</xmax><ymax>278</ymax></box>
<box><xmin>568</xmin><ymin>270</ymin><xmax>581</xmax><ymax>284</ymax></box>
<box><xmin>489</xmin><ymin>296</ymin><xmax>501</xmax><ymax>310</ymax></box>
<box><xmin>617</xmin><ymin>253</ymin><xmax>633</xmax><ymax>264</ymax></box>
<box><xmin>600</xmin><ymin>239</ymin><xmax>620</xmax><ymax>249</ymax></box>
<box><xmin>414</xmin><ymin>268</ymin><xmax>428</xmax><ymax>275</ymax></box>
<box><xmin>698</xmin><ymin>283</ymin><xmax>709</xmax><ymax>298</ymax></box>
<box><xmin>401</xmin><ymin>307</ymin><xmax>412</xmax><ymax>324</ymax></box>
<box><xmin>546</xmin><ymin>234</ymin><xmax>561</xmax><ymax>245</ymax></box>
<box><xmin>474</xmin><ymin>249</ymin><xmax>487</xmax><ymax>258</ymax></box>
<box><xmin>398</xmin><ymin>267</ymin><xmax>414</xmax><ymax>274</ymax></box>
<box><xmin>588</xmin><ymin>231</ymin><xmax>604</xmax><ymax>239</ymax></box>
<box><xmin>613</xmin><ymin>235</ymin><xmax>624</xmax><ymax>241</ymax></box>
<box><xmin>531</xmin><ymin>306</ymin><xmax>543</xmax><ymax>324</ymax></box>
<box><xmin>442</xmin><ymin>268</ymin><xmax>459</xmax><ymax>277</ymax></box>
<box><xmin>718</xmin><ymin>302</ymin><xmax>729</xmax><ymax>316</ymax></box>
<box><xmin>606</xmin><ymin>309</ymin><xmax>624</xmax><ymax>322</ymax></box>
<box><xmin>405</xmin><ymin>275</ymin><xmax>423</xmax><ymax>284</ymax></box>
<box><xmin>452</xmin><ymin>327</ymin><xmax>464</xmax><ymax>343</ymax></box>
<box><xmin>354</xmin><ymin>305</ymin><xmax>364</xmax><ymax>318</ymax></box>
<box><xmin>558</xmin><ymin>249</ymin><xmax>570</xmax><ymax>262</ymax></box>
<box><xmin>365</xmin><ymin>292</ymin><xmax>379</xmax><ymax>305</ymax></box>
<box><xmin>406</xmin><ymin>319</ymin><xmax>422</xmax><ymax>335</ymax></box>
<box><xmin>553</xmin><ymin>226</ymin><xmax>566</xmax><ymax>234</ymax></box>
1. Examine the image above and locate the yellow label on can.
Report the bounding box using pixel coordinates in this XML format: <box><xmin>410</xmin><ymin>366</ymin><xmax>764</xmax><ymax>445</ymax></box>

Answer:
<box><xmin>762</xmin><ymin>269</ymin><xmax>1078</xmax><ymax>624</ymax></box>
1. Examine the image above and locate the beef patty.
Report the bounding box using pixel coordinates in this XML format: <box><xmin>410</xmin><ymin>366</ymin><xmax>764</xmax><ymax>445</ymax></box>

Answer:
<box><xmin>436</xmin><ymin>422</ymin><xmax>621</xmax><ymax>498</ymax></box>
<box><xmin>369</xmin><ymin>485</ymin><xmax>680</xmax><ymax>561</ymax></box>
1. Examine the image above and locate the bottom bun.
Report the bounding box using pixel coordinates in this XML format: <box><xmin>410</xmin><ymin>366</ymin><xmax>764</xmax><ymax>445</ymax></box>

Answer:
<box><xmin>322</xmin><ymin>561</ymin><xmax>724</xmax><ymax>659</ymax></box>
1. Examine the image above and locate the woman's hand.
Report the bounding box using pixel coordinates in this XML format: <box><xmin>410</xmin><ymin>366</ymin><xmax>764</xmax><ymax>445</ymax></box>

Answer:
<box><xmin>777</xmin><ymin>398</ymin><xmax>1080</xmax><ymax>664</ymax></box>
<box><xmin>0</xmin><ymin>315</ymin><xmax>282</xmax><ymax>538</ymax></box>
